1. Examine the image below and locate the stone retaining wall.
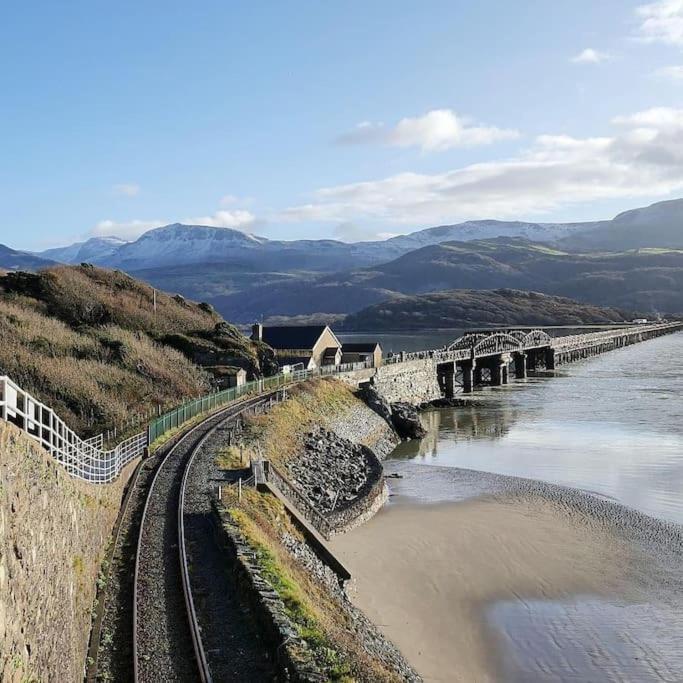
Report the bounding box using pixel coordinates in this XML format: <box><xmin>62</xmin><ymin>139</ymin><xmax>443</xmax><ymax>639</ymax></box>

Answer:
<box><xmin>211</xmin><ymin>502</ymin><xmax>325</xmax><ymax>682</ymax></box>
<box><xmin>340</xmin><ymin>359</ymin><xmax>442</xmax><ymax>406</ymax></box>
<box><xmin>0</xmin><ymin>424</ymin><xmax>134</xmax><ymax>683</ymax></box>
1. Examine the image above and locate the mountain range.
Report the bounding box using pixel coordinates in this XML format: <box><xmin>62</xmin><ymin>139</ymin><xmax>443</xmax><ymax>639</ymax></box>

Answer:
<box><xmin>3</xmin><ymin>197</ymin><xmax>683</xmax><ymax>322</ymax></box>
<box><xmin>202</xmin><ymin>238</ymin><xmax>683</xmax><ymax>321</ymax></box>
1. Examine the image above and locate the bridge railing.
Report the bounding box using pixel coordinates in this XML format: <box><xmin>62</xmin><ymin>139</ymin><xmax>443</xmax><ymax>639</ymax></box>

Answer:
<box><xmin>550</xmin><ymin>322</ymin><xmax>682</xmax><ymax>351</ymax></box>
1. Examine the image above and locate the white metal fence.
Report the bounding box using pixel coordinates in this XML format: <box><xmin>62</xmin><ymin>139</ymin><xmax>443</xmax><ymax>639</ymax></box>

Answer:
<box><xmin>0</xmin><ymin>359</ymin><xmax>376</xmax><ymax>485</ymax></box>
<box><xmin>0</xmin><ymin>375</ymin><xmax>146</xmax><ymax>484</ymax></box>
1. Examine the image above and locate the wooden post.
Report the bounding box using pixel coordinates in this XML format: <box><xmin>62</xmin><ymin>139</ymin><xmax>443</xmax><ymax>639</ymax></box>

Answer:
<box><xmin>238</xmin><ymin>478</ymin><xmax>242</xmax><ymax>502</ymax></box>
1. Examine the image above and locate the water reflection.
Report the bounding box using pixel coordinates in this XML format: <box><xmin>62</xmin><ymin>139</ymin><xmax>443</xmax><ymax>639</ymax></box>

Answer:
<box><xmin>388</xmin><ymin>333</ymin><xmax>683</xmax><ymax>525</ymax></box>
<box><xmin>391</xmin><ymin>400</ymin><xmax>521</xmax><ymax>461</ymax></box>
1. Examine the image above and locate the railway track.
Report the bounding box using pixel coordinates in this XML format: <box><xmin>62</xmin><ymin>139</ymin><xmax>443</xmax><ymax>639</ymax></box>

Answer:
<box><xmin>133</xmin><ymin>395</ymin><xmax>271</xmax><ymax>683</ymax></box>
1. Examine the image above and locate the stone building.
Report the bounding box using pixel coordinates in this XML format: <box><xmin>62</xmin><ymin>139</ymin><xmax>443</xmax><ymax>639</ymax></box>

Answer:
<box><xmin>341</xmin><ymin>342</ymin><xmax>383</xmax><ymax>367</ymax></box>
<box><xmin>251</xmin><ymin>323</ymin><xmax>342</xmax><ymax>370</ymax></box>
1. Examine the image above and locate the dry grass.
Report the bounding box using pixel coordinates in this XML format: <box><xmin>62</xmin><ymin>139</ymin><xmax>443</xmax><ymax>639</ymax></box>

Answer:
<box><xmin>0</xmin><ymin>264</ymin><xmax>274</xmax><ymax>437</ymax></box>
<box><xmin>0</xmin><ymin>298</ymin><xmax>210</xmax><ymax>436</ymax></box>
<box><xmin>223</xmin><ymin>487</ymin><xmax>402</xmax><ymax>682</ymax></box>
<box><xmin>243</xmin><ymin>379</ymin><xmax>356</xmax><ymax>466</ymax></box>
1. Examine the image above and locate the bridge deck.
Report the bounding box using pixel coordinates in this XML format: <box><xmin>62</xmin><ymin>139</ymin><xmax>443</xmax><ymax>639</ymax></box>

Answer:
<box><xmin>388</xmin><ymin>322</ymin><xmax>682</xmax><ymax>366</ymax></box>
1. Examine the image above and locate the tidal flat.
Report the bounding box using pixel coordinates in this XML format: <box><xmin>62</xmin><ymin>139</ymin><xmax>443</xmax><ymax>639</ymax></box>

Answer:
<box><xmin>330</xmin><ymin>464</ymin><xmax>683</xmax><ymax>682</ymax></box>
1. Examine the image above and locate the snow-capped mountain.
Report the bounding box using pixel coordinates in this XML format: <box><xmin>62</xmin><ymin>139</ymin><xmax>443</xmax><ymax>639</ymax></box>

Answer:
<box><xmin>34</xmin><ymin>198</ymin><xmax>683</xmax><ymax>273</ymax></box>
<box><xmin>382</xmin><ymin>219</ymin><xmax>606</xmax><ymax>253</ymax></box>
<box><xmin>38</xmin><ymin>236</ymin><xmax>128</xmax><ymax>264</ymax></box>
<box><xmin>105</xmin><ymin>224</ymin><xmax>268</xmax><ymax>269</ymax></box>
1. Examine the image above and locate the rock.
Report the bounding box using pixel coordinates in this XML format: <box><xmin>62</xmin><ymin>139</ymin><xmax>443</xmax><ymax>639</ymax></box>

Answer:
<box><xmin>360</xmin><ymin>384</ymin><xmax>393</xmax><ymax>425</ymax></box>
<box><xmin>390</xmin><ymin>402</ymin><xmax>427</xmax><ymax>440</ymax></box>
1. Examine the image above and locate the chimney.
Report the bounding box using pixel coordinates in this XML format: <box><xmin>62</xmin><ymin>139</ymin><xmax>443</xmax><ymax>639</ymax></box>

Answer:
<box><xmin>251</xmin><ymin>322</ymin><xmax>263</xmax><ymax>342</ymax></box>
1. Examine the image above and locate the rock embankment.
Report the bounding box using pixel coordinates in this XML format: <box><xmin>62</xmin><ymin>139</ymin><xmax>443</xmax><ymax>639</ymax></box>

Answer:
<box><xmin>361</xmin><ymin>384</ymin><xmax>426</xmax><ymax>440</ymax></box>
<box><xmin>390</xmin><ymin>402</ymin><xmax>427</xmax><ymax>440</ymax></box>
<box><xmin>287</xmin><ymin>427</ymin><xmax>380</xmax><ymax>516</ymax></box>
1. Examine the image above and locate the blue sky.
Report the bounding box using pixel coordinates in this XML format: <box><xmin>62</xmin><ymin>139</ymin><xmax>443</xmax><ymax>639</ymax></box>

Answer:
<box><xmin>4</xmin><ymin>1</ymin><xmax>683</xmax><ymax>249</ymax></box>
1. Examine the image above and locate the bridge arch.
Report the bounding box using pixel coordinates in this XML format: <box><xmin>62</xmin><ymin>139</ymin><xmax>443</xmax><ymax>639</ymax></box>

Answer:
<box><xmin>445</xmin><ymin>332</ymin><xmax>490</xmax><ymax>351</ymax></box>
<box><xmin>521</xmin><ymin>329</ymin><xmax>552</xmax><ymax>348</ymax></box>
<box><xmin>473</xmin><ymin>333</ymin><xmax>523</xmax><ymax>356</ymax></box>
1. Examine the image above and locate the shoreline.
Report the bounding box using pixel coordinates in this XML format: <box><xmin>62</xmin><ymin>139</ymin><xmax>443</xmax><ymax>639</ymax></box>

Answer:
<box><xmin>330</xmin><ymin>463</ymin><xmax>683</xmax><ymax>682</ymax></box>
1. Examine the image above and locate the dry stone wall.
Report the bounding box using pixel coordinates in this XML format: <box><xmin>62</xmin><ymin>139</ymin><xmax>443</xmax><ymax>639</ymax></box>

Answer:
<box><xmin>0</xmin><ymin>424</ymin><xmax>134</xmax><ymax>683</ymax></box>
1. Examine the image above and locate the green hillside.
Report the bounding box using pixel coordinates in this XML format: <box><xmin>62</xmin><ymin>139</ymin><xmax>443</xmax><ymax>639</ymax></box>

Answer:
<box><xmin>204</xmin><ymin>238</ymin><xmax>683</xmax><ymax>321</ymax></box>
<box><xmin>341</xmin><ymin>288</ymin><xmax>631</xmax><ymax>331</ymax></box>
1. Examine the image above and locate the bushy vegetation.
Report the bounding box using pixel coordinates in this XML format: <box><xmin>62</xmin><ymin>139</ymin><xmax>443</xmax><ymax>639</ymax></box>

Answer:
<box><xmin>343</xmin><ymin>287</ymin><xmax>631</xmax><ymax>331</ymax></box>
<box><xmin>0</xmin><ymin>265</ymin><xmax>274</xmax><ymax>436</ymax></box>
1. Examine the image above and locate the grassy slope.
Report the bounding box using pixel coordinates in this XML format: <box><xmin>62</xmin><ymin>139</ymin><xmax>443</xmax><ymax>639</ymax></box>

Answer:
<box><xmin>238</xmin><ymin>379</ymin><xmax>357</xmax><ymax>467</ymax></box>
<box><xmin>342</xmin><ymin>287</ymin><xmax>630</xmax><ymax>331</ymax></box>
<box><xmin>221</xmin><ymin>485</ymin><xmax>402</xmax><ymax>682</ymax></box>
<box><xmin>0</xmin><ymin>265</ymin><xmax>273</xmax><ymax>436</ymax></box>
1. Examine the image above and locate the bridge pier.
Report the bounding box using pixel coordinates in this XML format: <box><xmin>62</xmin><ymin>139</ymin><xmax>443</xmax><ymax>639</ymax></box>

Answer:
<box><xmin>513</xmin><ymin>352</ymin><xmax>527</xmax><ymax>379</ymax></box>
<box><xmin>489</xmin><ymin>354</ymin><xmax>510</xmax><ymax>386</ymax></box>
<box><xmin>459</xmin><ymin>360</ymin><xmax>476</xmax><ymax>394</ymax></box>
<box><xmin>437</xmin><ymin>361</ymin><xmax>458</xmax><ymax>398</ymax></box>
<box><xmin>544</xmin><ymin>348</ymin><xmax>556</xmax><ymax>371</ymax></box>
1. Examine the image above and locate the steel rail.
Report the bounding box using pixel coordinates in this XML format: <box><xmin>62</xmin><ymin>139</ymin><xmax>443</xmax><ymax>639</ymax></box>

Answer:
<box><xmin>85</xmin><ymin>456</ymin><xmax>145</xmax><ymax>682</ymax></box>
<box><xmin>132</xmin><ymin>393</ymin><xmax>273</xmax><ymax>683</ymax></box>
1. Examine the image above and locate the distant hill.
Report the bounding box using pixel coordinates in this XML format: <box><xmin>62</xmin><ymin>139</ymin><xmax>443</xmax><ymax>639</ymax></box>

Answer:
<box><xmin>205</xmin><ymin>238</ymin><xmax>683</xmax><ymax>321</ymax></box>
<box><xmin>38</xmin><ymin>236</ymin><xmax>128</xmax><ymax>264</ymax></box>
<box><xmin>0</xmin><ymin>265</ymin><xmax>274</xmax><ymax>437</ymax></box>
<box><xmin>341</xmin><ymin>288</ymin><xmax>631</xmax><ymax>331</ymax></box>
<box><xmin>561</xmin><ymin>198</ymin><xmax>683</xmax><ymax>251</ymax></box>
<box><xmin>0</xmin><ymin>244</ymin><xmax>56</xmax><ymax>271</ymax></box>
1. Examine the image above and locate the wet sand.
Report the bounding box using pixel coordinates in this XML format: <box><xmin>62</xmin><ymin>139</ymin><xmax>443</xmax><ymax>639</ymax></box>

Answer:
<box><xmin>330</xmin><ymin>465</ymin><xmax>683</xmax><ymax>682</ymax></box>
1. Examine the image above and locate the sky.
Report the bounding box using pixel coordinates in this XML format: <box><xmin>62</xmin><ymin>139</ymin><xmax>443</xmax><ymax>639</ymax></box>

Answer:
<box><xmin>5</xmin><ymin>1</ymin><xmax>683</xmax><ymax>250</ymax></box>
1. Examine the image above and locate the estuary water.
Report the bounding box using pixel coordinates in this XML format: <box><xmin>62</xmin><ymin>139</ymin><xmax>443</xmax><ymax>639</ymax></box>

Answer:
<box><xmin>332</xmin><ymin>331</ymin><xmax>683</xmax><ymax>682</ymax></box>
<box><xmin>390</xmin><ymin>330</ymin><xmax>683</xmax><ymax>525</ymax></box>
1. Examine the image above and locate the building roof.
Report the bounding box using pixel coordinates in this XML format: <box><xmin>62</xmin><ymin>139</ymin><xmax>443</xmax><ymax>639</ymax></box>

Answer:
<box><xmin>260</xmin><ymin>325</ymin><xmax>329</xmax><ymax>350</ymax></box>
<box><xmin>342</xmin><ymin>342</ymin><xmax>382</xmax><ymax>352</ymax></box>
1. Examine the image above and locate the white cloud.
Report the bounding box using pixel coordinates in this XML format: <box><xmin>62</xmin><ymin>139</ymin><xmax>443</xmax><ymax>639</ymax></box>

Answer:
<box><xmin>637</xmin><ymin>0</ymin><xmax>683</xmax><ymax>46</ymax></box>
<box><xmin>91</xmin><ymin>219</ymin><xmax>162</xmax><ymax>240</ymax></box>
<box><xmin>91</xmin><ymin>209</ymin><xmax>256</xmax><ymax>240</ymax></box>
<box><xmin>331</xmin><ymin>222</ymin><xmax>401</xmax><ymax>243</ymax></box>
<box><xmin>654</xmin><ymin>63</ymin><xmax>683</xmax><ymax>78</ymax></box>
<box><xmin>570</xmin><ymin>48</ymin><xmax>612</xmax><ymax>64</ymax></box>
<box><xmin>112</xmin><ymin>183</ymin><xmax>140</xmax><ymax>197</ymax></box>
<box><xmin>184</xmin><ymin>209</ymin><xmax>256</xmax><ymax>228</ymax></box>
<box><xmin>282</xmin><ymin>107</ymin><xmax>683</xmax><ymax>230</ymax></box>
<box><xmin>337</xmin><ymin>109</ymin><xmax>519</xmax><ymax>151</ymax></box>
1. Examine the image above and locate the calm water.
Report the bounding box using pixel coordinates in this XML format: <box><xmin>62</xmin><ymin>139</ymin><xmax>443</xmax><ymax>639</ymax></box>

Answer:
<box><xmin>390</xmin><ymin>331</ymin><xmax>683</xmax><ymax>525</ymax></box>
<box><xmin>383</xmin><ymin>331</ymin><xmax>683</xmax><ymax>681</ymax></box>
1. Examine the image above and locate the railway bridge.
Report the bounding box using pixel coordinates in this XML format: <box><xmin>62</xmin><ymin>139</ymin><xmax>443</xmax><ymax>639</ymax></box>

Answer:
<box><xmin>387</xmin><ymin>322</ymin><xmax>683</xmax><ymax>396</ymax></box>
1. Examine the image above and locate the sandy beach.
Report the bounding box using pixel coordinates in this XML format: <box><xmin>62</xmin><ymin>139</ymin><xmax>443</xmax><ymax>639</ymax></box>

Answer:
<box><xmin>330</xmin><ymin>464</ymin><xmax>683</xmax><ymax>682</ymax></box>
